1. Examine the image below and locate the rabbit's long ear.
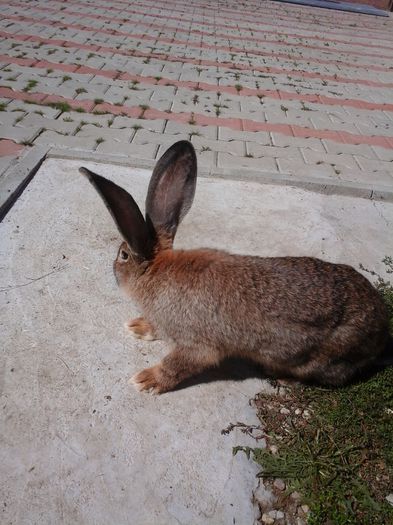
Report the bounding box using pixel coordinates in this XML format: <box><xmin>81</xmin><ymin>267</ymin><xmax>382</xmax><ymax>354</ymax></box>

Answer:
<box><xmin>80</xmin><ymin>167</ymin><xmax>154</xmax><ymax>260</ymax></box>
<box><xmin>146</xmin><ymin>141</ymin><xmax>197</xmax><ymax>241</ymax></box>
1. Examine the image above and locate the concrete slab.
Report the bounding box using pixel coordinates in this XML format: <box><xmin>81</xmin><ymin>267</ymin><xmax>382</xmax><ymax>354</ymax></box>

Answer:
<box><xmin>1</xmin><ymin>158</ymin><xmax>393</xmax><ymax>525</ymax></box>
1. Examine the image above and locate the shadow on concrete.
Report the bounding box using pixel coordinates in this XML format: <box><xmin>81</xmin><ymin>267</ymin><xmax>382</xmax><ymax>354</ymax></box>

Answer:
<box><xmin>175</xmin><ymin>357</ymin><xmax>270</xmax><ymax>391</ymax></box>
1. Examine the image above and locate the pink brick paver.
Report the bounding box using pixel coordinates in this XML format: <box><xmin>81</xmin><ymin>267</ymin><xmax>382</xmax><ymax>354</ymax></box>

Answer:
<box><xmin>0</xmin><ymin>0</ymin><xmax>392</xmax><ymax>188</ymax></box>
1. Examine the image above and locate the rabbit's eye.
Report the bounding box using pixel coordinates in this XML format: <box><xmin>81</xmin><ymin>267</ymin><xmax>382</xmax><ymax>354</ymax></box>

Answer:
<box><xmin>120</xmin><ymin>250</ymin><xmax>129</xmax><ymax>261</ymax></box>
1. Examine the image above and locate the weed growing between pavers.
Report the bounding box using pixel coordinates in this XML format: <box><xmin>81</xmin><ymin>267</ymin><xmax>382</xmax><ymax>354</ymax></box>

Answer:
<box><xmin>234</xmin><ymin>258</ymin><xmax>393</xmax><ymax>525</ymax></box>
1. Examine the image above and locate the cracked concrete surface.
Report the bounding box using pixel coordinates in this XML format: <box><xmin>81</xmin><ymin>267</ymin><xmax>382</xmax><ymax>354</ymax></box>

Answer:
<box><xmin>1</xmin><ymin>158</ymin><xmax>392</xmax><ymax>524</ymax></box>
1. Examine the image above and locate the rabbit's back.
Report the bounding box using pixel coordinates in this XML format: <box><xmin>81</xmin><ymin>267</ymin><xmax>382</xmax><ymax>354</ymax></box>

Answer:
<box><xmin>138</xmin><ymin>249</ymin><xmax>388</xmax><ymax>385</ymax></box>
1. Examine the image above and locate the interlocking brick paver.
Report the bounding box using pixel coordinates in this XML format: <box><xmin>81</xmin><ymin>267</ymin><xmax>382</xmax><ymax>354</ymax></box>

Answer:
<box><xmin>0</xmin><ymin>0</ymin><xmax>392</xmax><ymax>192</ymax></box>
<box><xmin>218</xmin><ymin>152</ymin><xmax>278</xmax><ymax>172</ymax></box>
<box><xmin>96</xmin><ymin>140</ymin><xmax>158</xmax><ymax>158</ymax></box>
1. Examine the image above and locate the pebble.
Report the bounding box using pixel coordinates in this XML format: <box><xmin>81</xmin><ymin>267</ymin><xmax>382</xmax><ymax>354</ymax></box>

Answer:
<box><xmin>386</xmin><ymin>493</ymin><xmax>393</xmax><ymax>506</ymax></box>
<box><xmin>280</xmin><ymin>407</ymin><xmax>290</xmax><ymax>415</ymax></box>
<box><xmin>276</xmin><ymin>510</ymin><xmax>285</xmax><ymax>519</ymax></box>
<box><xmin>290</xmin><ymin>491</ymin><xmax>302</xmax><ymax>501</ymax></box>
<box><xmin>261</xmin><ymin>513</ymin><xmax>275</xmax><ymax>524</ymax></box>
<box><xmin>269</xmin><ymin>445</ymin><xmax>278</xmax><ymax>454</ymax></box>
<box><xmin>295</xmin><ymin>408</ymin><xmax>302</xmax><ymax>415</ymax></box>
<box><xmin>300</xmin><ymin>504</ymin><xmax>310</xmax><ymax>514</ymax></box>
<box><xmin>273</xmin><ymin>478</ymin><xmax>286</xmax><ymax>491</ymax></box>
<box><xmin>302</xmin><ymin>410</ymin><xmax>310</xmax><ymax>419</ymax></box>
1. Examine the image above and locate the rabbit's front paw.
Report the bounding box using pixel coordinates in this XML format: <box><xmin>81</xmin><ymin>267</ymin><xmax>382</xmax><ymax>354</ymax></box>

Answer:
<box><xmin>129</xmin><ymin>366</ymin><xmax>167</xmax><ymax>394</ymax></box>
<box><xmin>125</xmin><ymin>317</ymin><xmax>156</xmax><ymax>341</ymax></box>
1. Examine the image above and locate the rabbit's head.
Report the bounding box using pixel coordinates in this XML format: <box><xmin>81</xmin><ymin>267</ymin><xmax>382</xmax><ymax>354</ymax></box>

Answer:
<box><xmin>80</xmin><ymin>141</ymin><xmax>197</xmax><ymax>292</ymax></box>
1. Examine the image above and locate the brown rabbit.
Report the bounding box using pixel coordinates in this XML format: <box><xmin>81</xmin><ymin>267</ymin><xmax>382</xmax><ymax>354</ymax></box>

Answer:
<box><xmin>80</xmin><ymin>141</ymin><xmax>389</xmax><ymax>393</ymax></box>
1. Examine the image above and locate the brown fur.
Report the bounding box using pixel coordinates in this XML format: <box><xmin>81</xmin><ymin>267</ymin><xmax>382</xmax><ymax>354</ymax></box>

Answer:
<box><xmin>120</xmin><ymin>243</ymin><xmax>389</xmax><ymax>393</ymax></box>
<box><xmin>81</xmin><ymin>141</ymin><xmax>389</xmax><ymax>394</ymax></box>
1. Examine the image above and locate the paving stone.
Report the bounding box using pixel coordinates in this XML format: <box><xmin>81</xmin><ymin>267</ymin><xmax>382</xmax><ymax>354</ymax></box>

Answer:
<box><xmin>34</xmin><ymin>130</ymin><xmax>96</xmax><ymax>150</ymax></box>
<box><xmin>5</xmin><ymin>100</ymin><xmax>61</xmax><ymax>118</ymax></box>
<box><xmin>276</xmin><ymin>157</ymin><xmax>337</xmax><ymax>179</ymax></box>
<box><xmin>165</xmin><ymin>121</ymin><xmax>218</xmax><ymax>139</ymax></box>
<box><xmin>96</xmin><ymin>140</ymin><xmax>158</xmax><ymax>158</ymax></box>
<box><xmin>371</xmin><ymin>146</ymin><xmax>393</xmax><ymax>163</ymax></box>
<box><xmin>0</xmin><ymin>112</ymin><xmax>27</xmax><ymax>126</ymax></box>
<box><xmin>0</xmin><ymin>154</ymin><xmax>17</xmax><ymax>176</ymax></box>
<box><xmin>111</xmin><ymin>116</ymin><xmax>166</xmax><ymax>133</ymax></box>
<box><xmin>301</xmin><ymin>149</ymin><xmax>359</xmax><ymax>170</ymax></box>
<box><xmin>218</xmin><ymin>128</ymin><xmax>270</xmax><ymax>144</ymax></box>
<box><xmin>133</xmin><ymin>128</ymin><xmax>189</xmax><ymax>145</ymax></box>
<box><xmin>247</xmin><ymin>143</ymin><xmax>303</xmax><ymax>161</ymax></box>
<box><xmin>0</xmin><ymin>124</ymin><xmax>40</xmax><ymax>143</ymax></box>
<box><xmin>354</xmin><ymin>156</ymin><xmax>393</xmax><ymax>174</ymax></box>
<box><xmin>270</xmin><ymin>133</ymin><xmax>326</xmax><ymax>152</ymax></box>
<box><xmin>218</xmin><ymin>152</ymin><xmax>278</xmax><ymax>172</ymax></box>
<box><xmin>322</xmin><ymin>140</ymin><xmax>378</xmax><ymax>160</ymax></box>
<box><xmin>15</xmin><ymin>113</ymin><xmax>79</xmax><ymax>134</ymax></box>
<box><xmin>192</xmin><ymin>136</ymin><xmax>245</xmax><ymax>155</ymax></box>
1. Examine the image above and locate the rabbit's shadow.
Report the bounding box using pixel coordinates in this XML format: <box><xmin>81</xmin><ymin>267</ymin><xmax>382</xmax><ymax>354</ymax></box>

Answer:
<box><xmin>173</xmin><ymin>356</ymin><xmax>393</xmax><ymax>392</ymax></box>
<box><xmin>174</xmin><ymin>357</ymin><xmax>272</xmax><ymax>391</ymax></box>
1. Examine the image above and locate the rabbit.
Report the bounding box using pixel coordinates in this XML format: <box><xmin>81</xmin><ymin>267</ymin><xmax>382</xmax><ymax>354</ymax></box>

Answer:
<box><xmin>79</xmin><ymin>140</ymin><xmax>390</xmax><ymax>394</ymax></box>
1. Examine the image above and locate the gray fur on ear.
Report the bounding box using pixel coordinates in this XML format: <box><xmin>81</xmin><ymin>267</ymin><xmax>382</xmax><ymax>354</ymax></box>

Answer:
<box><xmin>145</xmin><ymin>140</ymin><xmax>197</xmax><ymax>241</ymax></box>
<box><xmin>80</xmin><ymin>167</ymin><xmax>154</xmax><ymax>260</ymax></box>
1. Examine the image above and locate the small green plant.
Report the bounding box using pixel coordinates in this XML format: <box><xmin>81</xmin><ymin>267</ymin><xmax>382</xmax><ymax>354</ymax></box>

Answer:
<box><xmin>49</xmin><ymin>101</ymin><xmax>71</xmax><ymax>112</ymax></box>
<box><xmin>280</xmin><ymin>104</ymin><xmax>288</xmax><ymax>114</ymax></box>
<box><xmin>95</xmin><ymin>137</ymin><xmax>104</xmax><ymax>145</ymax></box>
<box><xmin>234</xmin><ymin>84</ymin><xmax>243</xmax><ymax>93</ymax></box>
<box><xmin>188</xmin><ymin>131</ymin><xmax>201</xmax><ymax>139</ymax></box>
<box><xmin>300</xmin><ymin>101</ymin><xmax>312</xmax><ymax>111</ymax></box>
<box><xmin>213</xmin><ymin>103</ymin><xmax>222</xmax><ymax>116</ymax></box>
<box><xmin>63</xmin><ymin>116</ymin><xmax>74</xmax><ymax>122</ymax></box>
<box><xmin>62</xmin><ymin>75</ymin><xmax>71</xmax><ymax>83</ymax></box>
<box><xmin>94</xmin><ymin>98</ymin><xmax>104</xmax><ymax>105</ymax></box>
<box><xmin>0</xmin><ymin>102</ymin><xmax>6</xmax><ymax>111</ymax></box>
<box><xmin>75</xmin><ymin>87</ymin><xmax>87</xmax><ymax>95</ymax></box>
<box><xmin>132</xmin><ymin>124</ymin><xmax>142</xmax><ymax>131</ymax></box>
<box><xmin>188</xmin><ymin>112</ymin><xmax>196</xmax><ymax>125</ymax></box>
<box><xmin>201</xmin><ymin>146</ymin><xmax>211</xmax><ymax>152</ymax></box>
<box><xmin>46</xmin><ymin>68</ymin><xmax>53</xmax><ymax>74</ymax></box>
<box><xmin>22</xmin><ymin>79</ymin><xmax>38</xmax><ymax>92</ymax></box>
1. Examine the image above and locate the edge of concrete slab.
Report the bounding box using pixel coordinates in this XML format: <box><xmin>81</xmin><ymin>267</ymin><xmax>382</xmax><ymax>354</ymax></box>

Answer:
<box><xmin>48</xmin><ymin>148</ymin><xmax>393</xmax><ymax>202</ymax></box>
<box><xmin>0</xmin><ymin>145</ymin><xmax>49</xmax><ymax>221</ymax></box>
<box><xmin>1</xmin><ymin>147</ymin><xmax>393</xmax><ymax>222</ymax></box>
